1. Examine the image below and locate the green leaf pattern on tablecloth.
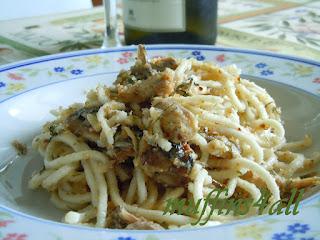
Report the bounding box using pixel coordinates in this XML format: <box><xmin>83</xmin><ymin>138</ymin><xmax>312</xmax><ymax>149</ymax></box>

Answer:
<box><xmin>221</xmin><ymin>1</ymin><xmax>320</xmax><ymax>56</ymax></box>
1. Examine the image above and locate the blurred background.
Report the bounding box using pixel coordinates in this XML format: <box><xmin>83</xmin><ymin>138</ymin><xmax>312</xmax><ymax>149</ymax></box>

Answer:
<box><xmin>0</xmin><ymin>0</ymin><xmax>103</xmax><ymax>20</ymax></box>
<box><xmin>0</xmin><ymin>0</ymin><xmax>319</xmax><ymax>65</ymax></box>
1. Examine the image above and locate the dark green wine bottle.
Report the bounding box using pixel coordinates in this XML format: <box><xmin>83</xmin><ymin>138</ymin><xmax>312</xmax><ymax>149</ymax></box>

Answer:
<box><xmin>123</xmin><ymin>0</ymin><xmax>218</xmax><ymax>45</ymax></box>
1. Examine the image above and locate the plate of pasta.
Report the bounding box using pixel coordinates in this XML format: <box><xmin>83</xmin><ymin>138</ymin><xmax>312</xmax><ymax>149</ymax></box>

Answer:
<box><xmin>0</xmin><ymin>45</ymin><xmax>319</xmax><ymax>240</ymax></box>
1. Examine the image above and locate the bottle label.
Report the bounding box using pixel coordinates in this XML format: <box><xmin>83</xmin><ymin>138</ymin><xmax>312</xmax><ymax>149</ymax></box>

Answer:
<box><xmin>123</xmin><ymin>0</ymin><xmax>186</xmax><ymax>32</ymax></box>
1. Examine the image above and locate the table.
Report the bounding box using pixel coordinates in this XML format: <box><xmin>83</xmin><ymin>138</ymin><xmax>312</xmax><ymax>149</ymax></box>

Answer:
<box><xmin>0</xmin><ymin>0</ymin><xmax>319</xmax><ymax>66</ymax></box>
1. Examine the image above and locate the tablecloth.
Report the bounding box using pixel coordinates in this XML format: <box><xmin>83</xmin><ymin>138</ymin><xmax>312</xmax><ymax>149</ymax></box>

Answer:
<box><xmin>0</xmin><ymin>0</ymin><xmax>319</xmax><ymax>66</ymax></box>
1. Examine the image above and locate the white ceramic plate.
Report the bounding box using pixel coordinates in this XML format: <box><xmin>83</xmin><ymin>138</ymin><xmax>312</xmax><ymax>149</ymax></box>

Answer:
<box><xmin>0</xmin><ymin>45</ymin><xmax>319</xmax><ymax>240</ymax></box>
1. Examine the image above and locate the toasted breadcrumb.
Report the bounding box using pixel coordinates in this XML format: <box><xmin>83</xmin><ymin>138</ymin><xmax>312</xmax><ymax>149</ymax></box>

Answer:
<box><xmin>11</xmin><ymin>140</ymin><xmax>27</xmax><ymax>156</ymax></box>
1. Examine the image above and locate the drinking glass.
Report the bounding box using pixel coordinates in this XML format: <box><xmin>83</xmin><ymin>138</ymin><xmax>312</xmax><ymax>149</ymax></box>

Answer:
<box><xmin>101</xmin><ymin>0</ymin><xmax>121</xmax><ymax>48</ymax></box>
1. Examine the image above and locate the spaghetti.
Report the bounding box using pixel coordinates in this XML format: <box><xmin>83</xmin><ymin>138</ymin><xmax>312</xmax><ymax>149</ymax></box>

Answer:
<box><xmin>29</xmin><ymin>45</ymin><xmax>319</xmax><ymax>229</ymax></box>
